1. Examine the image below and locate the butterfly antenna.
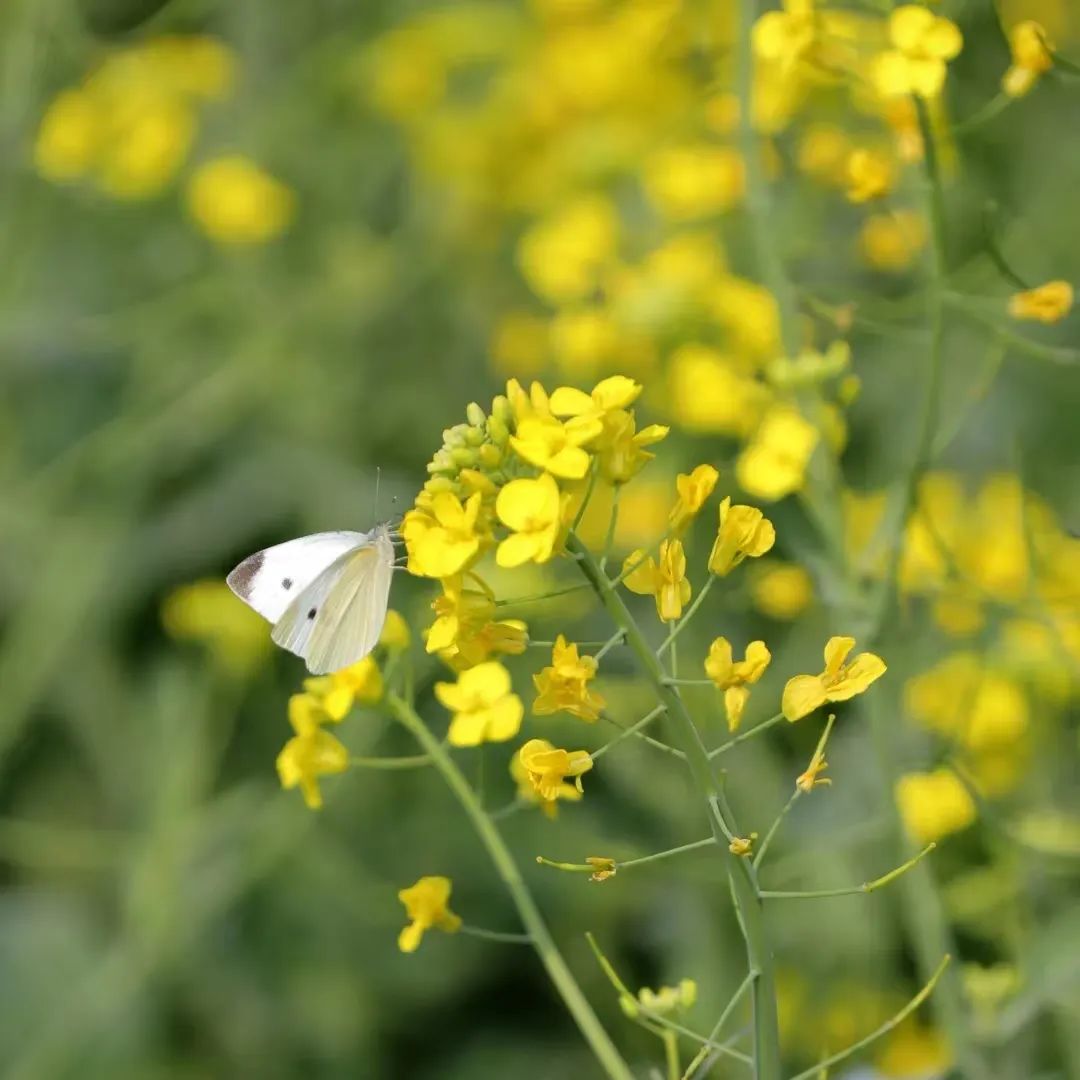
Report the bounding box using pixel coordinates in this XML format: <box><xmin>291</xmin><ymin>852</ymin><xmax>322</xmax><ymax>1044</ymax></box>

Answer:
<box><xmin>373</xmin><ymin>466</ymin><xmax>381</xmax><ymax>524</ymax></box>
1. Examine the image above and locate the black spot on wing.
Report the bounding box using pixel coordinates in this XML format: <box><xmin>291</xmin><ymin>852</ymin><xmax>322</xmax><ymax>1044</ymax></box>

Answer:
<box><xmin>282</xmin><ymin>577</ymin><xmax>293</xmax><ymax>590</ymax></box>
<box><xmin>307</xmin><ymin>607</ymin><xmax>317</xmax><ymax>619</ymax></box>
<box><xmin>227</xmin><ymin>550</ymin><xmax>264</xmax><ymax>599</ymax></box>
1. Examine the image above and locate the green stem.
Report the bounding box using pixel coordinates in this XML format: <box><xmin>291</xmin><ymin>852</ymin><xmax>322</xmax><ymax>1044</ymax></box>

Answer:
<box><xmin>602</xmin><ymin>712</ymin><xmax>686</xmax><ymax>760</ymax></box>
<box><xmin>594</xmin><ymin>629</ymin><xmax>626</xmax><ymax>663</ymax></box>
<box><xmin>601</xmin><ymin>484</ymin><xmax>621</xmax><ymax>572</ymax></box>
<box><xmin>388</xmin><ymin>695</ymin><xmax>632</xmax><ymax>1080</ymax></box>
<box><xmin>664</xmin><ymin>1030</ymin><xmax>680</xmax><ymax>1080</ymax></box>
<box><xmin>752</xmin><ymin>791</ymin><xmax>800</xmax><ymax>870</ymax></box>
<box><xmin>591</xmin><ymin>705</ymin><xmax>667</xmax><ymax>761</ymax></box>
<box><xmin>458</xmin><ymin>924</ymin><xmax>533</xmax><ymax>945</ymax></box>
<box><xmin>708</xmin><ymin>712</ymin><xmax>786</xmax><ymax>759</ymax></box>
<box><xmin>759</xmin><ymin>842</ymin><xmax>935</xmax><ymax>899</ymax></box>
<box><xmin>569</xmin><ymin>534</ymin><xmax>781</xmax><ymax>1080</ymax></box>
<box><xmin>659</xmin><ymin>575</ymin><xmax>717</xmax><ymax>656</ymax></box>
<box><xmin>785</xmin><ymin>956</ymin><xmax>951</xmax><ymax>1080</ymax></box>
<box><xmin>681</xmin><ymin>969</ymin><xmax>758</xmax><ymax>1080</ymax></box>
<box><xmin>493</xmin><ymin>583</ymin><xmax>592</xmax><ymax>608</ymax></box>
<box><xmin>536</xmin><ymin>838</ymin><xmax>714</xmax><ymax>875</ymax></box>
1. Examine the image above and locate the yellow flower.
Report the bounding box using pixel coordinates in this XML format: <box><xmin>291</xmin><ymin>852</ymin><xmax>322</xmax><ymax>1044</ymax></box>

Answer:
<box><xmin>397</xmin><ymin>875</ymin><xmax>461</xmax><ymax>953</ymax></box>
<box><xmin>705</xmin><ymin>637</ymin><xmax>771</xmax><ymax>731</ymax></box>
<box><xmin>496</xmin><ymin>472</ymin><xmax>566</xmax><ymax>567</ymax></box>
<box><xmin>874</xmin><ymin>6</ymin><xmax>963</xmax><ymax>99</ymax></box>
<box><xmin>160</xmin><ymin>579</ymin><xmax>270</xmax><ymax>675</ymax></box>
<box><xmin>549</xmin><ymin>308</ymin><xmax>620</xmax><ymax>376</ymax></box>
<box><xmin>435</xmin><ymin>661</ymin><xmax>524</xmax><ymax>746</ymax></box>
<box><xmin>403</xmin><ymin>491</ymin><xmax>484</xmax><ymax>578</ymax></box>
<box><xmin>304</xmin><ymin>656</ymin><xmax>383</xmax><ymax>720</ymax></box>
<box><xmin>426</xmin><ymin>574</ymin><xmax>528</xmax><ymax>669</ymax></box>
<box><xmin>1008</xmin><ymin>280</ymin><xmax>1073</xmax><ymax>324</ymax></box>
<box><xmin>186</xmin><ymin>156</ymin><xmax>295</xmax><ymax>244</ymax></box>
<box><xmin>593</xmin><ymin>409</ymin><xmax>670</xmax><ymax>485</ymax></box>
<box><xmin>549</xmin><ymin>375</ymin><xmax>642</xmax><ymax>421</ymax></box>
<box><xmin>643</xmin><ymin>143</ymin><xmax>745</xmax><ymax>220</ymax></box>
<box><xmin>797</xmin><ymin>123</ymin><xmax>852</xmax><ymax>186</ymax></box>
<box><xmin>736</xmin><ymin>406</ymin><xmax>819</xmax><ymax>501</ymax></box>
<box><xmin>510</xmin><ymin>414</ymin><xmax>601</xmax><ymax>479</ymax></box>
<box><xmin>708</xmin><ymin>497</ymin><xmax>776</xmax><ymax>576</ymax></box>
<box><xmin>752</xmin><ymin>0</ymin><xmax>816</xmax><ymax>71</ymax></box>
<box><xmin>796</xmin><ymin>747</ymin><xmax>830</xmax><ymax>792</ymax></box>
<box><xmin>667</xmin><ymin>344</ymin><xmax>766</xmax><ymax>437</ymax></box>
<box><xmin>859</xmin><ymin>211</ymin><xmax>927</xmax><ymax>272</ymax></box>
<box><xmin>533</xmin><ymin>635</ymin><xmax>606</xmax><ymax>721</ymax></box>
<box><xmin>276</xmin><ymin>693</ymin><xmax>348</xmax><ymax>810</ymax></box>
<box><xmin>669</xmin><ymin>464</ymin><xmax>720</xmax><ymax>534</ymax></box>
<box><xmin>586</xmin><ymin>856</ymin><xmax>617</xmax><ymax>882</ymax></box>
<box><xmin>1003</xmin><ymin>22</ymin><xmax>1053</xmax><ymax>98</ymax></box>
<box><xmin>490</xmin><ymin>311</ymin><xmax>549</xmax><ymax>378</ymax></box>
<box><xmin>729</xmin><ymin>836</ymin><xmax>754</xmax><ymax>857</ymax></box>
<box><xmin>782</xmin><ymin>635</ymin><xmax>886</xmax><ymax>721</ymax></box>
<box><xmin>895</xmin><ymin>769</ymin><xmax>975</xmax><ymax>843</ymax></box>
<box><xmin>379</xmin><ymin>609</ymin><xmax>411</xmax><ymax>651</ymax></box>
<box><xmin>517</xmin><ymin>195</ymin><xmax>618</xmax><ymax>305</ymax></box>
<box><xmin>34</xmin><ymin>89</ymin><xmax>105</xmax><ymax>182</ymax></box>
<box><xmin>518</xmin><ymin>738</ymin><xmax>593</xmax><ymax>805</ymax></box>
<box><xmin>845</xmin><ymin>148</ymin><xmax>894</xmax><ymax>204</ymax></box>
<box><xmin>630</xmin><ymin>980</ymin><xmax>698</xmax><ymax>1016</ymax></box>
<box><xmin>623</xmin><ymin>539</ymin><xmax>691</xmax><ymax>622</ymax></box>
<box><xmin>750</xmin><ymin>562</ymin><xmax>814</xmax><ymax>619</ymax></box>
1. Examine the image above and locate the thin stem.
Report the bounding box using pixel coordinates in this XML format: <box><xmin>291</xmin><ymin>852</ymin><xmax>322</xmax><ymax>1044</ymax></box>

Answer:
<box><xmin>570</xmin><ymin>534</ymin><xmax>782</xmax><ymax>1080</ymax></box>
<box><xmin>785</xmin><ymin>956</ymin><xmax>951</xmax><ymax>1080</ymax></box>
<box><xmin>571</xmin><ymin>461</ymin><xmax>599</xmax><ymax>533</ymax></box>
<box><xmin>493</xmin><ymin>582</ymin><xmax>592</xmax><ymax>607</ymax></box>
<box><xmin>600</xmin><ymin>484</ymin><xmax>621</xmax><ymax>572</ymax></box>
<box><xmin>602</xmin><ymin>712</ymin><xmax>686</xmax><ymax>760</ymax></box>
<box><xmin>591</xmin><ymin>705</ymin><xmax>667</xmax><ymax>761</ymax></box>
<box><xmin>458</xmin><ymin>924</ymin><xmax>533</xmax><ymax>945</ymax></box>
<box><xmin>586</xmin><ymin>934</ymin><xmax>753</xmax><ymax>1068</ymax></box>
<box><xmin>529</xmin><ymin>640</ymin><xmax>615</xmax><ymax>648</ymax></box>
<box><xmin>708</xmin><ymin>712</ymin><xmax>786</xmax><ymax>759</ymax></box>
<box><xmin>659</xmin><ymin>575</ymin><xmax>716</xmax><ymax>656</ymax></box>
<box><xmin>663</xmin><ymin>1030</ymin><xmax>680</xmax><ymax>1080</ymax></box>
<box><xmin>943</xmin><ymin>296</ymin><xmax>1080</xmax><ymax>366</ymax></box>
<box><xmin>594</xmin><ymin>629</ymin><xmax>626</xmax><ymax>663</ymax></box>
<box><xmin>488</xmin><ymin>799</ymin><xmax>527</xmax><ymax>821</ymax></box>
<box><xmin>952</xmin><ymin>91</ymin><xmax>1011</xmax><ymax>136</ymax></box>
<box><xmin>349</xmin><ymin>753</ymin><xmax>431</xmax><ymax>769</ymax></box>
<box><xmin>752</xmin><ymin>791</ymin><xmax>800</xmax><ymax>870</ymax></box>
<box><xmin>682</xmin><ymin>970</ymin><xmax>758</xmax><ymax>1080</ymax></box>
<box><xmin>536</xmin><ymin>838</ymin><xmax>714</xmax><ymax>876</ymax></box>
<box><xmin>759</xmin><ymin>842</ymin><xmax>935</xmax><ymax>899</ymax></box>
<box><xmin>388</xmin><ymin>696</ymin><xmax>632</xmax><ymax>1080</ymax></box>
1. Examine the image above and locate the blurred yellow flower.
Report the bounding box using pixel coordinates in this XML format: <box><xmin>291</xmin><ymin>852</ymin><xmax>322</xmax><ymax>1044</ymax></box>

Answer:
<box><xmin>859</xmin><ymin>211</ymin><xmax>927</xmax><ymax>272</ymax></box>
<box><xmin>752</xmin><ymin>0</ymin><xmax>817</xmax><ymax>71</ymax></box>
<box><xmin>496</xmin><ymin>472</ymin><xmax>566</xmax><ymax>567</ymax></box>
<box><xmin>782</xmin><ymin>635</ymin><xmax>886</xmax><ymax>721</ymax></box>
<box><xmin>161</xmin><ymin>579</ymin><xmax>270</xmax><ymax>675</ymax></box>
<box><xmin>518</xmin><ymin>738</ymin><xmax>593</xmax><ymax>803</ymax></box>
<box><xmin>710</xmin><ymin>276</ymin><xmax>782</xmax><ymax>360</ymax></box>
<box><xmin>633</xmin><ymin>979</ymin><xmax>698</xmax><ymax>1016</ymax></box>
<box><xmin>304</xmin><ymin>656</ymin><xmax>383</xmax><ymax>720</ymax></box>
<box><xmin>368</xmin><ymin>27</ymin><xmax>447</xmax><ymax>121</ymax></box>
<box><xmin>896</xmin><ymin>769</ymin><xmax>975</xmax><ymax>843</ymax></box>
<box><xmin>1008</xmin><ymin>280</ymin><xmax>1073</xmax><ymax>323</ymax></box>
<box><xmin>845</xmin><ymin>148</ymin><xmax>894</xmax><ymax>204</ymax></box>
<box><xmin>751</xmin><ymin>562</ymin><xmax>814</xmax><ymax>619</ymax></box>
<box><xmin>276</xmin><ymin>693</ymin><xmax>349</xmax><ymax>810</ymax></box>
<box><xmin>404</xmin><ymin>491</ymin><xmax>484</xmax><ymax>577</ymax></box>
<box><xmin>379</xmin><ymin>609</ymin><xmax>411</xmax><ymax>651</ymax></box>
<box><xmin>667</xmin><ymin>344</ymin><xmax>765</xmax><ymax>437</ymax></box>
<box><xmin>669</xmin><ymin>464</ymin><xmax>720</xmax><ymax>534</ymax></box>
<box><xmin>517</xmin><ymin>195</ymin><xmax>618</xmax><ymax>305</ymax></box>
<box><xmin>397</xmin><ymin>875</ymin><xmax>461</xmax><ymax>953</ymax></box>
<box><xmin>736</xmin><ymin>406</ymin><xmax>819</xmax><ymax>500</ymax></box>
<box><xmin>797</xmin><ymin>124</ymin><xmax>852</xmax><ymax>186</ymax></box>
<box><xmin>34</xmin><ymin>89</ymin><xmax>106</xmax><ymax>182</ymax></box>
<box><xmin>1003</xmin><ymin>21</ymin><xmax>1054</xmax><ymax>98</ymax></box>
<box><xmin>436</xmin><ymin>661</ymin><xmax>524</xmax><ymax>746</ymax></box>
<box><xmin>186</xmin><ymin>155</ymin><xmax>295</xmax><ymax>244</ymax></box>
<box><xmin>643</xmin><ymin>143</ymin><xmax>745</xmax><ymax>220</ymax></box>
<box><xmin>623</xmin><ymin>539</ymin><xmax>691</xmax><ymax>622</ymax></box>
<box><xmin>510</xmin><ymin>414</ymin><xmax>601</xmax><ymax>479</ymax></box>
<box><xmin>705</xmin><ymin>637</ymin><xmax>771</xmax><ymax>731</ymax></box>
<box><xmin>533</xmin><ymin>635</ymin><xmax>606</xmax><ymax>721</ymax></box>
<box><xmin>549</xmin><ymin>308</ymin><xmax>620</xmax><ymax>376</ymax></box>
<box><xmin>876</xmin><ymin>1019</ymin><xmax>952</xmax><ymax>1078</ymax></box>
<box><xmin>490</xmin><ymin>311</ymin><xmax>550</xmax><ymax>377</ymax></box>
<box><xmin>708</xmin><ymin>496</ymin><xmax>776</xmax><ymax>576</ymax></box>
<box><xmin>874</xmin><ymin>6</ymin><xmax>963</xmax><ymax>99</ymax></box>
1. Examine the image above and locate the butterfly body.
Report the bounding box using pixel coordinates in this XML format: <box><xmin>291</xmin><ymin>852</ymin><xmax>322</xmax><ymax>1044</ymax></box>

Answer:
<box><xmin>227</xmin><ymin>524</ymin><xmax>395</xmax><ymax>674</ymax></box>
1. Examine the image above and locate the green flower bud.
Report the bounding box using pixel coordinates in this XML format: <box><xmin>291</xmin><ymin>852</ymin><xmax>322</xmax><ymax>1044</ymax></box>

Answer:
<box><xmin>466</xmin><ymin>402</ymin><xmax>486</xmax><ymax>427</ymax></box>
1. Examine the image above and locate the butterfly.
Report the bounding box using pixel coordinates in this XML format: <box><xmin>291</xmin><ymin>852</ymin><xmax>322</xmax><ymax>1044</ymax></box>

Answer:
<box><xmin>227</xmin><ymin>524</ymin><xmax>396</xmax><ymax>674</ymax></box>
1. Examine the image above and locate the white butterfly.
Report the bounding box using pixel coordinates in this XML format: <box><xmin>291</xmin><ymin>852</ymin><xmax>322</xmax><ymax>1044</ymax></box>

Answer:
<box><xmin>227</xmin><ymin>524</ymin><xmax>396</xmax><ymax>675</ymax></box>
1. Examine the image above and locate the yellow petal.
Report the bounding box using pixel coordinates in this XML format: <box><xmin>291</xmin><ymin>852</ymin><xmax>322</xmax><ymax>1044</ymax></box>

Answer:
<box><xmin>782</xmin><ymin>674</ymin><xmax>829</xmax><ymax>721</ymax></box>
<box><xmin>591</xmin><ymin>375</ymin><xmax>641</xmax><ymax>412</ymax></box>
<box><xmin>823</xmin><ymin>635</ymin><xmax>856</xmax><ymax>676</ymax></box>
<box><xmin>398</xmin><ymin>921</ymin><xmax>424</xmax><ymax>953</ymax></box>
<box><xmin>827</xmin><ymin>652</ymin><xmax>887</xmax><ymax>701</ymax></box>
<box><xmin>485</xmin><ymin>695</ymin><xmax>525</xmax><ymax>741</ymax></box>
<box><xmin>622</xmin><ymin>551</ymin><xmax>656</xmax><ymax>594</ymax></box>
<box><xmin>549</xmin><ymin>386</ymin><xmax>595</xmax><ymax>416</ymax></box>
<box><xmin>497</xmin><ymin>531</ymin><xmax>543</xmax><ymax>568</ymax></box>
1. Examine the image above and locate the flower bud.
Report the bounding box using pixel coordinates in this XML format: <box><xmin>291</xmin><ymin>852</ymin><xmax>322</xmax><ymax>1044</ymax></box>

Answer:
<box><xmin>466</xmin><ymin>402</ymin><xmax>486</xmax><ymax>427</ymax></box>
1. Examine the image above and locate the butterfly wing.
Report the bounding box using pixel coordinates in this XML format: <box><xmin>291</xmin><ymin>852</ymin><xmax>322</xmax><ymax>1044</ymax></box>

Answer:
<box><xmin>272</xmin><ymin>526</ymin><xmax>395</xmax><ymax>674</ymax></box>
<box><xmin>227</xmin><ymin>531</ymin><xmax>367</xmax><ymax>623</ymax></box>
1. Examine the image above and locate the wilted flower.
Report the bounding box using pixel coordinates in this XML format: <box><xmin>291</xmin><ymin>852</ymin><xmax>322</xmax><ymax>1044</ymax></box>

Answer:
<box><xmin>533</xmin><ymin>636</ymin><xmax>606</xmax><ymax>721</ymax></box>
<box><xmin>705</xmin><ymin>637</ymin><xmax>771</xmax><ymax>731</ymax></box>
<box><xmin>518</xmin><ymin>738</ymin><xmax>593</xmax><ymax>803</ymax></box>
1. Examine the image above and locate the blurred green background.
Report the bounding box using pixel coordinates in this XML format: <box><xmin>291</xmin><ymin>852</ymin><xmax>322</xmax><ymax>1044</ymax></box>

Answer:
<box><xmin>2</xmin><ymin>0</ymin><xmax>1080</xmax><ymax>1077</ymax></box>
